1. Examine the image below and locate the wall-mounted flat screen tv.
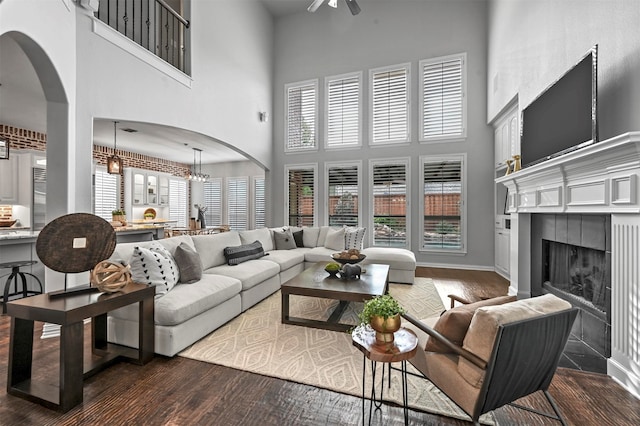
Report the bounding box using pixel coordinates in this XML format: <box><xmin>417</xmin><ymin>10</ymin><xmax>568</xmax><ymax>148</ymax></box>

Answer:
<box><xmin>520</xmin><ymin>45</ymin><xmax>598</xmax><ymax>168</ymax></box>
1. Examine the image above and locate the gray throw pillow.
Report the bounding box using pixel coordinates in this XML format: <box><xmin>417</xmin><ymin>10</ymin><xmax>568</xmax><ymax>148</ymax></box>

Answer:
<box><xmin>173</xmin><ymin>242</ymin><xmax>203</xmax><ymax>284</ymax></box>
<box><xmin>224</xmin><ymin>240</ymin><xmax>265</xmax><ymax>265</ymax></box>
<box><xmin>274</xmin><ymin>228</ymin><xmax>297</xmax><ymax>250</ymax></box>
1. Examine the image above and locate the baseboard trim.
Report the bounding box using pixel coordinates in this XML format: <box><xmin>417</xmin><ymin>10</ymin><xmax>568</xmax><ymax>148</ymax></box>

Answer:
<box><xmin>416</xmin><ymin>262</ymin><xmax>495</xmax><ymax>272</ymax></box>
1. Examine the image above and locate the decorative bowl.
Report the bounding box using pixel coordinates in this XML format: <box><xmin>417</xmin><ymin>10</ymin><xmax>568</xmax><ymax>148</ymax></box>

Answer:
<box><xmin>0</xmin><ymin>219</ymin><xmax>17</xmax><ymax>228</ymax></box>
<box><xmin>331</xmin><ymin>253</ymin><xmax>366</xmax><ymax>265</ymax></box>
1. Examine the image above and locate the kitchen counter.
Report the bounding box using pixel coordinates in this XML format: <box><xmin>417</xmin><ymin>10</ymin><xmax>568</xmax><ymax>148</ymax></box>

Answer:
<box><xmin>0</xmin><ymin>230</ymin><xmax>39</xmax><ymax>244</ymax></box>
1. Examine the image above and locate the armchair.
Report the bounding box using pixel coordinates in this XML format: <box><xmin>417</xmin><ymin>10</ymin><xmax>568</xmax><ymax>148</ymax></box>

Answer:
<box><xmin>402</xmin><ymin>294</ymin><xmax>577</xmax><ymax>425</ymax></box>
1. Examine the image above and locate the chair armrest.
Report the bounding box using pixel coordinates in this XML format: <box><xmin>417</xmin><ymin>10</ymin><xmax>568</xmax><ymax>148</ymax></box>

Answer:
<box><xmin>402</xmin><ymin>312</ymin><xmax>487</xmax><ymax>370</ymax></box>
<box><xmin>447</xmin><ymin>294</ymin><xmax>473</xmax><ymax>308</ymax></box>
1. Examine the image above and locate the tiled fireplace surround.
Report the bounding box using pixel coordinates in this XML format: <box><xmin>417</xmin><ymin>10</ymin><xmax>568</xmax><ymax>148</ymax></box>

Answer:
<box><xmin>496</xmin><ymin>132</ymin><xmax>640</xmax><ymax>398</ymax></box>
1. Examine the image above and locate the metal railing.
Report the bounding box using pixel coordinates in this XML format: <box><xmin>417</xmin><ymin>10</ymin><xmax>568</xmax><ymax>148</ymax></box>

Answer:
<box><xmin>96</xmin><ymin>0</ymin><xmax>190</xmax><ymax>74</ymax></box>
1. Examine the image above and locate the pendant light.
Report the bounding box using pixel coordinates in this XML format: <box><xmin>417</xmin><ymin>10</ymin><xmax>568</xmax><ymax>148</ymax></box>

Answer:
<box><xmin>107</xmin><ymin>121</ymin><xmax>123</xmax><ymax>174</ymax></box>
<box><xmin>187</xmin><ymin>148</ymin><xmax>209</xmax><ymax>182</ymax></box>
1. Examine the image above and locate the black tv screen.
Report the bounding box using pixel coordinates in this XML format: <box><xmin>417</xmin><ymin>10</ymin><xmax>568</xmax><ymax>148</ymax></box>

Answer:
<box><xmin>520</xmin><ymin>46</ymin><xmax>598</xmax><ymax>168</ymax></box>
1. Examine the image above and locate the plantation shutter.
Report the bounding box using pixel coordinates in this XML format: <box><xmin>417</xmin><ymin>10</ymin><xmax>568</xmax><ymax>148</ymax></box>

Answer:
<box><xmin>288</xmin><ymin>168</ymin><xmax>315</xmax><ymax>227</ymax></box>
<box><xmin>94</xmin><ymin>168</ymin><xmax>118</xmax><ymax>222</ymax></box>
<box><xmin>372</xmin><ymin>163</ymin><xmax>407</xmax><ymax>247</ymax></box>
<box><xmin>287</xmin><ymin>82</ymin><xmax>317</xmax><ymax>150</ymax></box>
<box><xmin>423</xmin><ymin>159</ymin><xmax>463</xmax><ymax>250</ymax></box>
<box><xmin>254</xmin><ymin>177</ymin><xmax>265</xmax><ymax>229</ymax></box>
<box><xmin>169</xmin><ymin>179</ymin><xmax>187</xmax><ymax>228</ymax></box>
<box><xmin>327</xmin><ymin>74</ymin><xmax>360</xmax><ymax>147</ymax></box>
<box><xmin>421</xmin><ymin>55</ymin><xmax>464</xmax><ymax>139</ymax></box>
<box><xmin>371</xmin><ymin>66</ymin><xmax>409</xmax><ymax>144</ymax></box>
<box><xmin>227</xmin><ymin>177</ymin><xmax>248</xmax><ymax>231</ymax></box>
<box><xmin>328</xmin><ymin>165</ymin><xmax>359</xmax><ymax>227</ymax></box>
<box><xmin>204</xmin><ymin>178</ymin><xmax>223</xmax><ymax>226</ymax></box>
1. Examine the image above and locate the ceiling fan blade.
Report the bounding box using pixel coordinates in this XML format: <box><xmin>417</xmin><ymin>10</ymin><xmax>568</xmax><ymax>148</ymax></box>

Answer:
<box><xmin>345</xmin><ymin>0</ymin><xmax>361</xmax><ymax>15</ymax></box>
<box><xmin>308</xmin><ymin>0</ymin><xmax>326</xmax><ymax>13</ymax></box>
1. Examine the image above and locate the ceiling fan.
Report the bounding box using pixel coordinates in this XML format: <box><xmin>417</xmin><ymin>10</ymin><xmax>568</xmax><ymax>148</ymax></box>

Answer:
<box><xmin>308</xmin><ymin>0</ymin><xmax>361</xmax><ymax>15</ymax></box>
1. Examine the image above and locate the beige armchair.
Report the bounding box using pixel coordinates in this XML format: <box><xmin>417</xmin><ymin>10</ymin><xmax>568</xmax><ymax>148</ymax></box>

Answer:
<box><xmin>403</xmin><ymin>293</ymin><xmax>577</xmax><ymax>425</ymax></box>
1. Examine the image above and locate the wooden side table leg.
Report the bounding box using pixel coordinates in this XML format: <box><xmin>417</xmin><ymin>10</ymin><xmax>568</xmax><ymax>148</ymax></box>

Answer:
<box><xmin>59</xmin><ymin>321</ymin><xmax>84</xmax><ymax>412</ymax></box>
<box><xmin>8</xmin><ymin>317</ymin><xmax>34</xmax><ymax>388</ymax></box>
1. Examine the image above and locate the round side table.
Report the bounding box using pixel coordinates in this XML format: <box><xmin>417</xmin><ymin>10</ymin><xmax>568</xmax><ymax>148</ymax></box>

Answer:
<box><xmin>352</xmin><ymin>326</ymin><xmax>418</xmax><ymax>426</ymax></box>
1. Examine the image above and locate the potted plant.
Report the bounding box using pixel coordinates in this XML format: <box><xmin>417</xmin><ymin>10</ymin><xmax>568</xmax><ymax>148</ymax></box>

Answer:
<box><xmin>111</xmin><ymin>209</ymin><xmax>127</xmax><ymax>226</ymax></box>
<box><xmin>144</xmin><ymin>212</ymin><xmax>155</xmax><ymax>221</ymax></box>
<box><xmin>358</xmin><ymin>294</ymin><xmax>406</xmax><ymax>345</ymax></box>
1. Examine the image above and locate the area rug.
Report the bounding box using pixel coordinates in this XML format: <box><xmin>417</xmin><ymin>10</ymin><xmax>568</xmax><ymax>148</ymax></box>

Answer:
<box><xmin>179</xmin><ymin>278</ymin><xmax>494</xmax><ymax>424</ymax></box>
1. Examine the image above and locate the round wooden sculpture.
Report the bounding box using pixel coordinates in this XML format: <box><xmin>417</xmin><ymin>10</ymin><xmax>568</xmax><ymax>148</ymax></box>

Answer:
<box><xmin>90</xmin><ymin>260</ymin><xmax>131</xmax><ymax>293</ymax></box>
<box><xmin>36</xmin><ymin>213</ymin><xmax>117</xmax><ymax>273</ymax></box>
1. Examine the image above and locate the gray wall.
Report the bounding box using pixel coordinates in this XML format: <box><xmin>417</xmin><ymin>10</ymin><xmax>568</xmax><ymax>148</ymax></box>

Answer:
<box><xmin>487</xmin><ymin>0</ymin><xmax>640</xmax><ymax>139</ymax></box>
<box><xmin>270</xmin><ymin>0</ymin><xmax>495</xmax><ymax>269</ymax></box>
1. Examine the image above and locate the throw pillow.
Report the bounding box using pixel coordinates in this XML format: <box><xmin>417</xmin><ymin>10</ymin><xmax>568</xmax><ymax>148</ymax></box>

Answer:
<box><xmin>302</xmin><ymin>227</ymin><xmax>320</xmax><ymax>248</ymax></box>
<box><xmin>129</xmin><ymin>243</ymin><xmax>179</xmax><ymax>295</ymax></box>
<box><xmin>274</xmin><ymin>228</ymin><xmax>297</xmax><ymax>250</ymax></box>
<box><xmin>324</xmin><ymin>227</ymin><xmax>346</xmax><ymax>251</ymax></box>
<box><xmin>173</xmin><ymin>242</ymin><xmax>203</xmax><ymax>284</ymax></box>
<box><xmin>293</xmin><ymin>229</ymin><xmax>304</xmax><ymax>248</ymax></box>
<box><xmin>424</xmin><ymin>295</ymin><xmax>517</xmax><ymax>353</ymax></box>
<box><xmin>344</xmin><ymin>226</ymin><xmax>366</xmax><ymax>250</ymax></box>
<box><xmin>224</xmin><ymin>240</ymin><xmax>265</xmax><ymax>265</ymax></box>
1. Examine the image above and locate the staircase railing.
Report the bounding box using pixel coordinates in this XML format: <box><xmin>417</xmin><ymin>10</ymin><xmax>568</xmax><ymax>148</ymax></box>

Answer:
<box><xmin>96</xmin><ymin>0</ymin><xmax>190</xmax><ymax>74</ymax></box>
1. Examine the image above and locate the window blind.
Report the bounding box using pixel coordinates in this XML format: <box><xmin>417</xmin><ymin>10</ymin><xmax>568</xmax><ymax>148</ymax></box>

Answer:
<box><xmin>286</xmin><ymin>81</ymin><xmax>317</xmax><ymax>150</ymax></box>
<box><xmin>328</xmin><ymin>165</ymin><xmax>359</xmax><ymax>227</ymax></box>
<box><xmin>227</xmin><ymin>177</ymin><xmax>248</xmax><ymax>231</ymax></box>
<box><xmin>371</xmin><ymin>66</ymin><xmax>409</xmax><ymax>144</ymax></box>
<box><xmin>421</xmin><ymin>55</ymin><xmax>465</xmax><ymax>139</ymax></box>
<box><xmin>94</xmin><ymin>168</ymin><xmax>118</xmax><ymax>222</ymax></box>
<box><xmin>287</xmin><ymin>168</ymin><xmax>315</xmax><ymax>227</ymax></box>
<box><xmin>254</xmin><ymin>177</ymin><xmax>265</xmax><ymax>229</ymax></box>
<box><xmin>204</xmin><ymin>178</ymin><xmax>223</xmax><ymax>226</ymax></box>
<box><xmin>327</xmin><ymin>74</ymin><xmax>360</xmax><ymax>147</ymax></box>
<box><xmin>169</xmin><ymin>179</ymin><xmax>187</xmax><ymax>228</ymax></box>
<box><xmin>372</xmin><ymin>163</ymin><xmax>407</xmax><ymax>247</ymax></box>
<box><xmin>422</xmin><ymin>159</ymin><xmax>463</xmax><ymax>250</ymax></box>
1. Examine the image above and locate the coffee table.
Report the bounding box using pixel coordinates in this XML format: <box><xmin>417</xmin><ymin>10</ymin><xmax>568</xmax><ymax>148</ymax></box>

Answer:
<box><xmin>281</xmin><ymin>262</ymin><xmax>389</xmax><ymax>332</ymax></box>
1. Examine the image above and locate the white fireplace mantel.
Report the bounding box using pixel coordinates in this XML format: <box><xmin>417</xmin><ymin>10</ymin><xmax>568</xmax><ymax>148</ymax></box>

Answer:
<box><xmin>495</xmin><ymin>131</ymin><xmax>640</xmax><ymax>398</ymax></box>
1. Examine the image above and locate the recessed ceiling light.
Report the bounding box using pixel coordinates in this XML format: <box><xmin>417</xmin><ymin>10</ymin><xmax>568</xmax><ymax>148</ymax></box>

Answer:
<box><xmin>121</xmin><ymin>128</ymin><xmax>138</xmax><ymax>133</ymax></box>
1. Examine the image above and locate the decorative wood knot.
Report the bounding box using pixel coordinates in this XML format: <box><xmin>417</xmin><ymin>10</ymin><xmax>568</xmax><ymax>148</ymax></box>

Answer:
<box><xmin>90</xmin><ymin>260</ymin><xmax>132</xmax><ymax>293</ymax></box>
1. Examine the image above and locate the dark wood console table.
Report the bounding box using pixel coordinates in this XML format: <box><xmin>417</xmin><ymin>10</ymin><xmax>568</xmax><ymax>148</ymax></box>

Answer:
<box><xmin>6</xmin><ymin>282</ymin><xmax>155</xmax><ymax>412</ymax></box>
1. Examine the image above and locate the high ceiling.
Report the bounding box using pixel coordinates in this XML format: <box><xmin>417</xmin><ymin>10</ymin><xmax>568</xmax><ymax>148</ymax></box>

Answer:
<box><xmin>261</xmin><ymin>0</ymin><xmax>311</xmax><ymax>18</ymax></box>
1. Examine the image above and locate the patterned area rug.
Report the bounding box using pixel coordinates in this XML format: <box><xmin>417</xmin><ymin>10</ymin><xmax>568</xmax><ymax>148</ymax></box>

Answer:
<box><xmin>179</xmin><ymin>278</ymin><xmax>494</xmax><ymax>424</ymax></box>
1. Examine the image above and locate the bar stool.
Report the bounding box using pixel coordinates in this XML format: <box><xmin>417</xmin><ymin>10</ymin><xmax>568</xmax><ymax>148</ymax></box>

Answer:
<box><xmin>0</xmin><ymin>260</ymin><xmax>44</xmax><ymax>313</ymax></box>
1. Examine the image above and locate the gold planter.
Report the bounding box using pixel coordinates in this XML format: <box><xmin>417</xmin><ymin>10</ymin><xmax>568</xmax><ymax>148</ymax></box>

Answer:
<box><xmin>369</xmin><ymin>314</ymin><xmax>401</xmax><ymax>345</ymax></box>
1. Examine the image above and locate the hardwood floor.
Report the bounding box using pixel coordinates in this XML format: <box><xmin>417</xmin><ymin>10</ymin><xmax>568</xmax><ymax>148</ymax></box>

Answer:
<box><xmin>0</xmin><ymin>267</ymin><xmax>638</xmax><ymax>425</ymax></box>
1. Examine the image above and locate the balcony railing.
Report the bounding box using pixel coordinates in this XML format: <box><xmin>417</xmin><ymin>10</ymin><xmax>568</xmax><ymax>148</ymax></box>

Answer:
<box><xmin>96</xmin><ymin>0</ymin><xmax>190</xmax><ymax>74</ymax></box>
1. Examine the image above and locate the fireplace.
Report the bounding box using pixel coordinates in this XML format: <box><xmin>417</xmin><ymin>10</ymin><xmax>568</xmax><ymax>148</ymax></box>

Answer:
<box><xmin>532</xmin><ymin>214</ymin><xmax>611</xmax><ymax>373</ymax></box>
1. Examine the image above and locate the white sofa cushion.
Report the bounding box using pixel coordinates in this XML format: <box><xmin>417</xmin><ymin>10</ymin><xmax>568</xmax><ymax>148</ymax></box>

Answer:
<box><xmin>361</xmin><ymin>247</ymin><xmax>416</xmax><ymax>271</ymax></box>
<box><xmin>192</xmin><ymin>231</ymin><xmax>242</xmax><ymax>270</ymax></box>
<box><xmin>304</xmin><ymin>246</ymin><xmax>336</xmax><ymax>263</ymax></box>
<box><xmin>204</xmin><ymin>259</ymin><xmax>280</xmax><ymax>291</ymax></box>
<box><xmin>239</xmin><ymin>227</ymin><xmax>274</xmax><ymax>252</ymax></box>
<box><xmin>324</xmin><ymin>227</ymin><xmax>346</xmax><ymax>251</ymax></box>
<box><xmin>110</xmin><ymin>235</ymin><xmax>195</xmax><ymax>264</ymax></box>
<box><xmin>302</xmin><ymin>227</ymin><xmax>320</xmax><ymax>248</ymax></box>
<box><xmin>266</xmin><ymin>249</ymin><xmax>305</xmax><ymax>271</ymax></box>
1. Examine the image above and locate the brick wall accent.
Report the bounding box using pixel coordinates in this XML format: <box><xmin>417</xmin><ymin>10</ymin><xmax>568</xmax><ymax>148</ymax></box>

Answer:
<box><xmin>1</xmin><ymin>124</ymin><xmax>192</xmax><ymax>210</ymax></box>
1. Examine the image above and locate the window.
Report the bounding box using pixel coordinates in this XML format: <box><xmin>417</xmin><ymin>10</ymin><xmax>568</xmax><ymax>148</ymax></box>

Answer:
<box><xmin>326</xmin><ymin>72</ymin><xmax>361</xmax><ymax>148</ymax></box>
<box><xmin>370</xmin><ymin>159</ymin><xmax>410</xmax><ymax>248</ymax></box>
<box><xmin>204</xmin><ymin>178</ymin><xmax>223</xmax><ymax>226</ymax></box>
<box><xmin>286</xmin><ymin>164</ymin><xmax>316</xmax><ymax>227</ymax></box>
<box><xmin>285</xmin><ymin>80</ymin><xmax>318</xmax><ymax>151</ymax></box>
<box><xmin>421</xmin><ymin>155</ymin><xmax>466</xmax><ymax>252</ymax></box>
<box><xmin>227</xmin><ymin>177</ymin><xmax>248</xmax><ymax>231</ymax></box>
<box><xmin>94</xmin><ymin>166</ymin><xmax>119</xmax><ymax>222</ymax></box>
<box><xmin>420</xmin><ymin>53</ymin><xmax>466</xmax><ymax>141</ymax></box>
<box><xmin>326</xmin><ymin>162</ymin><xmax>361</xmax><ymax>227</ymax></box>
<box><xmin>370</xmin><ymin>63</ymin><xmax>410</xmax><ymax>145</ymax></box>
<box><xmin>169</xmin><ymin>179</ymin><xmax>187</xmax><ymax>228</ymax></box>
<box><xmin>253</xmin><ymin>176</ymin><xmax>265</xmax><ymax>229</ymax></box>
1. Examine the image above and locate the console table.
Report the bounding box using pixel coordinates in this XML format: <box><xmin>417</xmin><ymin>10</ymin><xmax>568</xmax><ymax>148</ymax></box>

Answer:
<box><xmin>6</xmin><ymin>282</ymin><xmax>155</xmax><ymax>412</ymax></box>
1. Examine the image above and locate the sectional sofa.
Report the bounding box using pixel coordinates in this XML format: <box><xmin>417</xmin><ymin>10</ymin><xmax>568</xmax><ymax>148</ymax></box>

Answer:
<box><xmin>107</xmin><ymin>226</ymin><xmax>416</xmax><ymax>356</ymax></box>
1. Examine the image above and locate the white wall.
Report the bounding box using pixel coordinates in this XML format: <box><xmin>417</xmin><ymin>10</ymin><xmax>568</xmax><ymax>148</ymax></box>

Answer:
<box><xmin>487</xmin><ymin>0</ymin><xmax>640</xmax><ymax>140</ymax></box>
<box><xmin>271</xmin><ymin>0</ymin><xmax>495</xmax><ymax>269</ymax></box>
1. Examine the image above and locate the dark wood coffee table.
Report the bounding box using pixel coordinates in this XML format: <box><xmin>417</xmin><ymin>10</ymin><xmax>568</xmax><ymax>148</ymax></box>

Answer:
<box><xmin>6</xmin><ymin>282</ymin><xmax>155</xmax><ymax>412</ymax></box>
<box><xmin>281</xmin><ymin>262</ymin><xmax>389</xmax><ymax>332</ymax></box>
